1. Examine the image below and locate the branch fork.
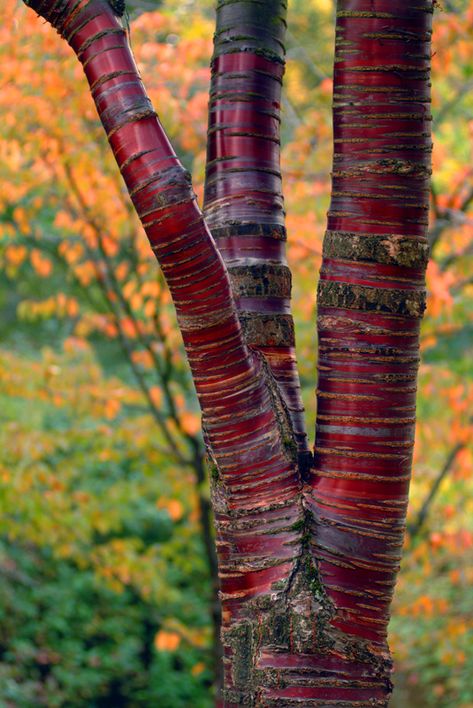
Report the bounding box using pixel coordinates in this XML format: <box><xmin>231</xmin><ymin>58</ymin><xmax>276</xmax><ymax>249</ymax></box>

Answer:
<box><xmin>21</xmin><ymin>0</ymin><xmax>433</xmax><ymax>704</ymax></box>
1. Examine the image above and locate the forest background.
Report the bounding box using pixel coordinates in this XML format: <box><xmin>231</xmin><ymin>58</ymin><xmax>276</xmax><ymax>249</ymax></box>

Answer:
<box><xmin>0</xmin><ymin>0</ymin><xmax>472</xmax><ymax>705</ymax></box>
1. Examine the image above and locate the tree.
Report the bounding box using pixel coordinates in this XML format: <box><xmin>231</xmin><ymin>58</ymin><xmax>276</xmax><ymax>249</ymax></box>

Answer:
<box><xmin>16</xmin><ymin>0</ymin><xmax>433</xmax><ymax>705</ymax></box>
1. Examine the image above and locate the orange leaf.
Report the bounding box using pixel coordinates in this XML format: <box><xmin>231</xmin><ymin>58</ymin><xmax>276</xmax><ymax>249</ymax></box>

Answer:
<box><xmin>154</xmin><ymin>631</ymin><xmax>181</xmax><ymax>652</ymax></box>
<box><xmin>167</xmin><ymin>499</ymin><xmax>183</xmax><ymax>522</ymax></box>
<box><xmin>5</xmin><ymin>244</ymin><xmax>27</xmax><ymax>266</ymax></box>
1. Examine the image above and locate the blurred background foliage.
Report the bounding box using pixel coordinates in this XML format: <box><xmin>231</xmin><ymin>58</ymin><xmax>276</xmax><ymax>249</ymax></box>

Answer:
<box><xmin>0</xmin><ymin>0</ymin><xmax>472</xmax><ymax>705</ymax></box>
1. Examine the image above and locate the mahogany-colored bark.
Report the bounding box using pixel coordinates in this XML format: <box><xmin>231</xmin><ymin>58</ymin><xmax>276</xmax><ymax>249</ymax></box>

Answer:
<box><xmin>20</xmin><ymin>0</ymin><xmax>433</xmax><ymax>706</ymax></box>
<box><xmin>203</xmin><ymin>0</ymin><xmax>310</xmax><ymax>459</ymax></box>
<box><xmin>307</xmin><ymin>1</ymin><xmax>432</xmax><ymax>703</ymax></box>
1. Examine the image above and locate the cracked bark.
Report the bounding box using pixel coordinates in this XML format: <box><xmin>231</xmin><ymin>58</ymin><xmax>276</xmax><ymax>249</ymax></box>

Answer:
<box><xmin>20</xmin><ymin>0</ymin><xmax>433</xmax><ymax>705</ymax></box>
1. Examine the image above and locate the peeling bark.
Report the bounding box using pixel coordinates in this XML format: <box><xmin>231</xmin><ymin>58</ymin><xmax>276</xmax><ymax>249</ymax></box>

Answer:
<box><xmin>203</xmin><ymin>0</ymin><xmax>309</xmax><ymax>457</ymax></box>
<box><xmin>308</xmin><ymin>1</ymin><xmax>433</xmax><ymax>704</ymax></box>
<box><xmin>20</xmin><ymin>0</ymin><xmax>433</xmax><ymax>705</ymax></box>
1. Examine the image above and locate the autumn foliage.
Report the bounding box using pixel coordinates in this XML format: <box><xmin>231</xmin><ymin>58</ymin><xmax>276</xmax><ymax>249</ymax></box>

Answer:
<box><xmin>0</xmin><ymin>0</ymin><xmax>472</xmax><ymax>706</ymax></box>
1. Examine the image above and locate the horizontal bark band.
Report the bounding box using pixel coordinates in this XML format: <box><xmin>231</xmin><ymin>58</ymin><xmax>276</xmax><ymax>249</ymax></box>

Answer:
<box><xmin>213</xmin><ymin>0</ymin><xmax>287</xmax><ymax>63</ymax></box>
<box><xmin>228</xmin><ymin>264</ymin><xmax>291</xmax><ymax>298</ymax></box>
<box><xmin>337</xmin><ymin>1</ymin><xmax>433</xmax><ymax>16</ymax></box>
<box><xmin>239</xmin><ymin>312</ymin><xmax>295</xmax><ymax>346</ymax></box>
<box><xmin>211</xmin><ymin>223</ymin><xmax>287</xmax><ymax>241</ymax></box>
<box><xmin>317</xmin><ymin>281</ymin><xmax>426</xmax><ymax>318</ymax></box>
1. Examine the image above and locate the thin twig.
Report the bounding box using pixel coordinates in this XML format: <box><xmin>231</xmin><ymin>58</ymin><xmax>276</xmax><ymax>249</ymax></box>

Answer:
<box><xmin>409</xmin><ymin>441</ymin><xmax>467</xmax><ymax>539</ymax></box>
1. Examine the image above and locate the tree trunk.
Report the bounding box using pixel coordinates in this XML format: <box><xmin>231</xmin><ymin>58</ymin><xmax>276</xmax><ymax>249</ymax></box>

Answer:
<box><xmin>203</xmin><ymin>0</ymin><xmax>310</xmax><ymax>461</ymax></box>
<box><xmin>20</xmin><ymin>0</ymin><xmax>433</xmax><ymax>705</ymax></box>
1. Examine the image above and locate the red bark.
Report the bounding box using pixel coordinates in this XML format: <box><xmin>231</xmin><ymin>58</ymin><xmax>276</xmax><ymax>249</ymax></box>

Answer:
<box><xmin>25</xmin><ymin>0</ymin><xmax>289</xmax><ymax>476</ymax></box>
<box><xmin>311</xmin><ymin>0</ymin><xmax>432</xmax><ymax>653</ymax></box>
<box><xmin>204</xmin><ymin>0</ymin><xmax>309</xmax><ymax>458</ymax></box>
<box><xmin>20</xmin><ymin>0</ymin><xmax>433</xmax><ymax>705</ymax></box>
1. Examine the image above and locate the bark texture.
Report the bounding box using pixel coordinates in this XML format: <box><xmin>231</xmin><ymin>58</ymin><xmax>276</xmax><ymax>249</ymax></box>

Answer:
<box><xmin>203</xmin><ymin>0</ymin><xmax>310</xmax><ymax>458</ymax></box>
<box><xmin>308</xmin><ymin>0</ymin><xmax>432</xmax><ymax>701</ymax></box>
<box><xmin>22</xmin><ymin>0</ymin><xmax>290</xmax><ymax>478</ymax></box>
<box><xmin>21</xmin><ymin>0</ymin><xmax>433</xmax><ymax>705</ymax></box>
<box><xmin>22</xmin><ymin>1</ymin><xmax>301</xmax><ymax>696</ymax></box>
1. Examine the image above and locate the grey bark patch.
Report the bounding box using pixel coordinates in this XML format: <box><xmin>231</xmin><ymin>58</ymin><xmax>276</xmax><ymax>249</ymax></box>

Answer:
<box><xmin>211</xmin><ymin>223</ymin><xmax>287</xmax><ymax>241</ymax></box>
<box><xmin>229</xmin><ymin>264</ymin><xmax>292</xmax><ymax>298</ymax></box>
<box><xmin>240</xmin><ymin>312</ymin><xmax>295</xmax><ymax>346</ymax></box>
<box><xmin>323</xmin><ymin>231</ymin><xmax>429</xmax><ymax>269</ymax></box>
<box><xmin>317</xmin><ymin>281</ymin><xmax>426</xmax><ymax>318</ymax></box>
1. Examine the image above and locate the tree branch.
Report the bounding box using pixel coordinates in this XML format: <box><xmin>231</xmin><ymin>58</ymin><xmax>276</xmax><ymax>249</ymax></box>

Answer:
<box><xmin>203</xmin><ymin>0</ymin><xmax>310</xmax><ymax>458</ymax></box>
<box><xmin>310</xmin><ymin>2</ymin><xmax>433</xmax><ymax>700</ymax></box>
<box><xmin>23</xmin><ymin>0</ymin><xmax>270</xmax><ymax>461</ymax></box>
<box><xmin>408</xmin><ymin>442</ymin><xmax>466</xmax><ymax>539</ymax></box>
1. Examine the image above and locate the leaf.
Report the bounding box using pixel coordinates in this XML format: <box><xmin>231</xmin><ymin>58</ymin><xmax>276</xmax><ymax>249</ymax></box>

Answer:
<box><xmin>154</xmin><ymin>631</ymin><xmax>181</xmax><ymax>652</ymax></box>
